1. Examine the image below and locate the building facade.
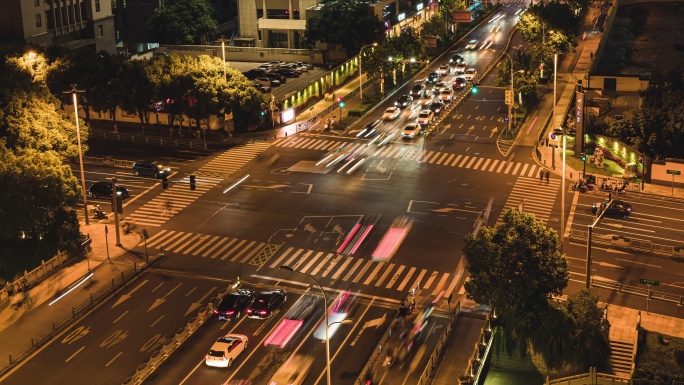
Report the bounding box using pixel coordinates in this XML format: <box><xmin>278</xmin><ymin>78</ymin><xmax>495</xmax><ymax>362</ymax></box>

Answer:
<box><xmin>0</xmin><ymin>0</ymin><xmax>116</xmax><ymax>53</ymax></box>
<box><xmin>237</xmin><ymin>0</ymin><xmax>437</xmax><ymax>49</ymax></box>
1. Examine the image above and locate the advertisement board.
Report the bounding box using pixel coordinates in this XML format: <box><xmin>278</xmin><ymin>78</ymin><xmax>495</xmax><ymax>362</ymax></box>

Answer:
<box><xmin>452</xmin><ymin>10</ymin><xmax>472</xmax><ymax>23</ymax></box>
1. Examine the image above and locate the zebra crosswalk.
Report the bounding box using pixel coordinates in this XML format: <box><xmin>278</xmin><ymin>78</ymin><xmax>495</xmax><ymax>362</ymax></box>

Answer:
<box><xmin>142</xmin><ymin>230</ymin><xmax>459</xmax><ymax>295</ymax></box>
<box><xmin>272</xmin><ymin>137</ymin><xmax>543</xmax><ymax>178</ymax></box>
<box><xmin>126</xmin><ymin>142</ymin><xmax>271</xmax><ymax>226</ymax></box>
<box><xmin>496</xmin><ymin>176</ymin><xmax>561</xmax><ymax>226</ymax></box>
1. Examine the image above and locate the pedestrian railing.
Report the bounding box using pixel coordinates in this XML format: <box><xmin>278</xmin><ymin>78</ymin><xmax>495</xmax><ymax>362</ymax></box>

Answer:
<box><xmin>546</xmin><ymin>368</ymin><xmax>631</xmax><ymax>385</ymax></box>
<box><xmin>459</xmin><ymin>311</ymin><xmax>496</xmax><ymax>385</ymax></box>
<box><xmin>0</xmin><ymin>253</ymin><xmax>162</xmax><ymax>376</ymax></box>
<box><xmin>569</xmin><ymin>228</ymin><xmax>684</xmax><ymax>259</ymax></box>
<box><xmin>89</xmin><ymin>131</ymin><xmax>207</xmax><ymax>150</ymax></box>
<box><xmin>81</xmin><ymin>155</ymin><xmax>134</xmax><ymax>168</ymax></box>
<box><xmin>0</xmin><ymin>252</ymin><xmax>69</xmax><ymax>305</ymax></box>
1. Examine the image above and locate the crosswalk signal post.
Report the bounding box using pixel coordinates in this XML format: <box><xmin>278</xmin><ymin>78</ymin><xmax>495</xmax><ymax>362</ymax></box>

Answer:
<box><xmin>190</xmin><ymin>175</ymin><xmax>196</xmax><ymax>191</ymax></box>
<box><xmin>162</xmin><ymin>174</ymin><xmax>168</xmax><ymax>189</ymax></box>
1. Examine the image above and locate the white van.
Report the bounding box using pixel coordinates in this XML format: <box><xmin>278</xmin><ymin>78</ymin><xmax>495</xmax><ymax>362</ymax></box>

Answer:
<box><xmin>268</xmin><ymin>355</ymin><xmax>313</xmax><ymax>385</ymax></box>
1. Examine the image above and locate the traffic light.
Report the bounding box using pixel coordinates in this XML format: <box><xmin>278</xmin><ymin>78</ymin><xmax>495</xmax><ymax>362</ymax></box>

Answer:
<box><xmin>581</xmin><ymin>152</ymin><xmax>586</xmax><ymax>161</ymax></box>
<box><xmin>162</xmin><ymin>174</ymin><xmax>168</xmax><ymax>189</ymax></box>
<box><xmin>190</xmin><ymin>175</ymin><xmax>196</xmax><ymax>191</ymax></box>
<box><xmin>504</xmin><ymin>90</ymin><xmax>514</xmax><ymax>105</ymax></box>
<box><xmin>111</xmin><ymin>195</ymin><xmax>123</xmax><ymax>214</ymax></box>
<box><xmin>337</xmin><ymin>97</ymin><xmax>345</xmax><ymax>108</ymax></box>
<box><xmin>471</xmin><ymin>83</ymin><xmax>479</xmax><ymax>94</ymax></box>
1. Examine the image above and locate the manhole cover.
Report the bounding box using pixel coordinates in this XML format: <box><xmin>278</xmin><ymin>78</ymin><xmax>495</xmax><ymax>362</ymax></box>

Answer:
<box><xmin>457</xmin><ymin>135</ymin><xmax>467</xmax><ymax>140</ymax></box>
<box><xmin>473</xmin><ymin>152</ymin><xmax>481</xmax><ymax>156</ymax></box>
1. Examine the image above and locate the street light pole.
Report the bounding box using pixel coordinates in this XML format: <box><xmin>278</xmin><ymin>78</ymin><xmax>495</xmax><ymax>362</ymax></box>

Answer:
<box><xmin>359</xmin><ymin>43</ymin><xmax>377</xmax><ymax>102</ymax></box>
<box><xmin>71</xmin><ymin>85</ymin><xmax>89</xmax><ymax>225</ymax></box>
<box><xmin>557</xmin><ymin>53</ymin><xmax>567</xmax><ymax>253</ymax></box>
<box><xmin>280</xmin><ymin>265</ymin><xmax>331</xmax><ymax>385</ymax></box>
<box><xmin>501</xmin><ymin>51</ymin><xmax>514</xmax><ymax>137</ymax></box>
<box><xmin>218</xmin><ymin>35</ymin><xmax>228</xmax><ymax>80</ymax></box>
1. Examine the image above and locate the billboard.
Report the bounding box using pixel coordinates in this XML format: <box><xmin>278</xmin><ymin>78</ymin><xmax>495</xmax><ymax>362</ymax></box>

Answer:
<box><xmin>452</xmin><ymin>10</ymin><xmax>472</xmax><ymax>23</ymax></box>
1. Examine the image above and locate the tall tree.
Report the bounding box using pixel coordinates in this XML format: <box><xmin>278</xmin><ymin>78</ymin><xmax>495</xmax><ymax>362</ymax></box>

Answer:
<box><xmin>146</xmin><ymin>0</ymin><xmax>218</xmax><ymax>44</ymax></box>
<box><xmin>464</xmin><ymin>209</ymin><xmax>569</xmax><ymax>333</ymax></box>
<box><xmin>115</xmin><ymin>60</ymin><xmax>156</xmax><ymax>125</ymax></box>
<box><xmin>303</xmin><ymin>0</ymin><xmax>385</xmax><ymax>55</ymax></box>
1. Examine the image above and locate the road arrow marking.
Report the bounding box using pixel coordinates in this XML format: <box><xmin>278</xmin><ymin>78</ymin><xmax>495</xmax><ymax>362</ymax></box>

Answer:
<box><xmin>362</xmin><ymin>313</ymin><xmax>386</xmax><ymax>330</ymax></box>
<box><xmin>489</xmin><ymin>127</ymin><xmax>498</xmax><ymax>138</ymax></box>
<box><xmin>466</xmin><ymin>125</ymin><xmax>475</xmax><ymax>135</ymax></box>
<box><xmin>112</xmin><ymin>280</ymin><xmax>148</xmax><ymax>309</ymax></box>
<box><xmin>595</xmin><ymin>261</ymin><xmax>624</xmax><ymax>269</ymax></box>
<box><xmin>149</xmin><ymin>282</ymin><xmax>183</xmax><ymax>312</ymax></box>
<box><xmin>376</xmin><ymin>165</ymin><xmax>387</xmax><ymax>174</ymax></box>
<box><xmin>185</xmin><ymin>287</ymin><xmax>218</xmax><ymax>316</ymax></box>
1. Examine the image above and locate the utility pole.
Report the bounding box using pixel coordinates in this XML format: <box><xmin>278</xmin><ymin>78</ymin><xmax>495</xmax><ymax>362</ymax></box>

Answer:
<box><xmin>112</xmin><ymin>177</ymin><xmax>122</xmax><ymax>246</ymax></box>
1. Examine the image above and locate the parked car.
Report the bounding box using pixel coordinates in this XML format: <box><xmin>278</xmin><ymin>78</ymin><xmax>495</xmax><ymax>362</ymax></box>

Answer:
<box><xmin>465</xmin><ymin>39</ymin><xmax>479</xmax><ymax>49</ymax></box>
<box><xmin>428</xmin><ymin>100</ymin><xmax>445</xmax><ymax>115</ymax></box>
<box><xmin>395</xmin><ymin>94</ymin><xmax>414</xmax><ymax>109</ymax></box>
<box><xmin>266</xmin><ymin>61</ymin><xmax>286</xmax><ymax>68</ymax></box>
<box><xmin>403</xmin><ymin>124</ymin><xmax>421</xmax><ymax>139</ymax></box>
<box><xmin>214</xmin><ymin>289</ymin><xmax>255</xmax><ymax>320</ymax></box>
<box><xmin>276</xmin><ymin>68</ymin><xmax>299</xmax><ymax>78</ymax></box>
<box><xmin>255</xmin><ymin>77</ymin><xmax>281</xmax><ymax>87</ymax></box>
<box><xmin>264</xmin><ymin>72</ymin><xmax>286</xmax><ymax>83</ymax></box>
<box><xmin>416</xmin><ymin>110</ymin><xmax>435</xmax><ymax>125</ymax></box>
<box><xmin>89</xmin><ymin>181</ymin><xmax>129</xmax><ymax>199</ymax></box>
<box><xmin>258</xmin><ymin>64</ymin><xmax>275</xmax><ymax>72</ymax></box>
<box><xmin>247</xmin><ymin>289</ymin><xmax>287</xmax><ymax>319</ymax></box>
<box><xmin>253</xmin><ymin>82</ymin><xmax>271</xmax><ymax>93</ymax></box>
<box><xmin>243</xmin><ymin>69</ymin><xmax>268</xmax><ymax>80</ymax></box>
<box><xmin>592</xmin><ymin>200</ymin><xmax>633</xmax><ymax>218</ymax></box>
<box><xmin>205</xmin><ymin>334</ymin><xmax>248</xmax><ymax>368</ymax></box>
<box><xmin>132</xmin><ymin>161</ymin><xmax>171</xmax><ymax>178</ymax></box>
<box><xmin>437</xmin><ymin>64</ymin><xmax>451</xmax><ymax>76</ymax></box>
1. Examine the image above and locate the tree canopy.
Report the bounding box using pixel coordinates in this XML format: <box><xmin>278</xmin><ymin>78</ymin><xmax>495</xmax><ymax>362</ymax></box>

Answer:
<box><xmin>0</xmin><ymin>52</ymin><xmax>85</xmax><ymax>280</ymax></box>
<box><xmin>464</xmin><ymin>209</ymin><xmax>569</xmax><ymax>330</ymax></box>
<box><xmin>303</xmin><ymin>0</ymin><xmax>385</xmax><ymax>55</ymax></box>
<box><xmin>146</xmin><ymin>0</ymin><xmax>218</xmax><ymax>45</ymax></box>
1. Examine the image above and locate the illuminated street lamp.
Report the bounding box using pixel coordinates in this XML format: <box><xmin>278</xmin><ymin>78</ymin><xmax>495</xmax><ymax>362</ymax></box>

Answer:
<box><xmin>218</xmin><ymin>35</ymin><xmax>228</xmax><ymax>80</ymax></box>
<box><xmin>69</xmin><ymin>84</ymin><xmax>90</xmax><ymax>225</ymax></box>
<box><xmin>280</xmin><ymin>265</ymin><xmax>332</xmax><ymax>385</ymax></box>
<box><xmin>359</xmin><ymin>43</ymin><xmax>378</xmax><ymax>102</ymax></box>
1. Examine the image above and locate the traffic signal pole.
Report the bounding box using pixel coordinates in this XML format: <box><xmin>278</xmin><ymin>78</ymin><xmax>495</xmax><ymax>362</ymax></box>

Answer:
<box><xmin>112</xmin><ymin>177</ymin><xmax>122</xmax><ymax>246</ymax></box>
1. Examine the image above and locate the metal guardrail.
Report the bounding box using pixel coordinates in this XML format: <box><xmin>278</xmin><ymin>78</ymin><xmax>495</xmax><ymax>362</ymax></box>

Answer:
<box><xmin>459</xmin><ymin>312</ymin><xmax>495</xmax><ymax>385</ymax></box>
<box><xmin>89</xmin><ymin>131</ymin><xmax>207</xmax><ymax>150</ymax></box>
<box><xmin>82</xmin><ymin>155</ymin><xmax>135</xmax><ymax>168</ymax></box>
<box><xmin>415</xmin><ymin>302</ymin><xmax>460</xmax><ymax>385</ymax></box>
<box><xmin>123</xmin><ymin>280</ymin><xmax>238</xmax><ymax>385</ymax></box>
<box><xmin>591</xmin><ymin>277</ymin><xmax>684</xmax><ymax>305</ymax></box>
<box><xmin>0</xmin><ymin>252</ymin><xmax>162</xmax><ymax>376</ymax></box>
<box><xmin>569</xmin><ymin>228</ymin><xmax>684</xmax><ymax>259</ymax></box>
<box><xmin>547</xmin><ymin>368</ymin><xmax>632</xmax><ymax>385</ymax></box>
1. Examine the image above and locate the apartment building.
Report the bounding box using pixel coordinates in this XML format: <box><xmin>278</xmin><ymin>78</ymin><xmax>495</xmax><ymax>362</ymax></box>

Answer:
<box><xmin>0</xmin><ymin>0</ymin><xmax>116</xmax><ymax>53</ymax></box>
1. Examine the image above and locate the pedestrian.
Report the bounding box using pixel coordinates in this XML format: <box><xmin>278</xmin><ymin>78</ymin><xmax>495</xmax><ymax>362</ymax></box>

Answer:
<box><xmin>5</xmin><ymin>282</ymin><xmax>13</xmax><ymax>297</ymax></box>
<box><xmin>590</xmin><ymin>52</ymin><xmax>594</xmax><ymax>59</ymax></box>
<box><xmin>539</xmin><ymin>170</ymin><xmax>544</xmax><ymax>183</ymax></box>
<box><xmin>546</xmin><ymin>171</ymin><xmax>550</xmax><ymax>185</ymax></box>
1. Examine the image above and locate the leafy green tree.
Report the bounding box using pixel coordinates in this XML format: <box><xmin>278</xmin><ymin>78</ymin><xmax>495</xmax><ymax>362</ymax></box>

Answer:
<box><xmin>464</xmin><ymin>209</ymin><xmax>569</xmax><ymax>334</ymax></box>
<box><xmin>303</xmin><ymin>0</ymin><xmax>385</xmax><ymax>55</ymax></box>
<box><xmin>0</xmin><ymin>52</ymin><xmax>84</xmax><ymax>278</ymax></box>
<box><xmin>115</xmin><ymin>59</ymin><xmax>156</xmax><ymax>125</ymax></box>
<box><xmin>146</xmin><ymin>0</ymin><xmax>218</xmax><ymax>44</ymax></box>
<box><xmin>362</xmin><ymin>28</ymin><xmax>425</xmax><ymax>86</ymax></box>
<box><xmin>421</xmin><ymin>13</ymin><xmax>447</xmax><ymax>38</ymax></box>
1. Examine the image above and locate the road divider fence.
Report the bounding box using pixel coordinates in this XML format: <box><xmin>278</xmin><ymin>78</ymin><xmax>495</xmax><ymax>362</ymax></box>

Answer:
<box><xmin>591</xmin><ymin>277</ymin><xmax>684</xmax><ymax>306</ymax></box>
<box><xmin>0</xmin><ymin>250</ymin><xmax>162</xmax><ymax>377</ymax></box>
<box><xmin>569</xmin><ymin>228</ymin><xmax>684</xmax><ymax>259</ymax></box>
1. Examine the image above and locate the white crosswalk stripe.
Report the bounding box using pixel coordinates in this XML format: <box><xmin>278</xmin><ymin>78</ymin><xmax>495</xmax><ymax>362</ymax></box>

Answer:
<box><xmin>273</xmin><ymin>137</ymin><xmax>541</xmax><ymax>178</ymax></box>
<box><xmin>126</xmin><ymin>142</ymin><xmax>270</xmax><ymax>226</ymax></box>
<box><xmin>496</xmin><ymin>176</ymin><xmax>561</xmax><ymax>226</ymax></box>
<box><xmin>140</xmin><ymin>230</ymin><xmax>461</xmax><ymax>294</ymax></box>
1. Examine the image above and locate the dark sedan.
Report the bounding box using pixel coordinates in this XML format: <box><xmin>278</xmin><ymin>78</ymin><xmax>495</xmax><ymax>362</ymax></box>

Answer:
<box><xmin>247</xmin><ymin>289</ymin><xmax>287</xmax><ymax>319</ymax></box>
<box><xmin>429</xmin><ymin>101</ymin><xmax>445</xmax><ymax>115</ymax></box>
<box><xmin>395</xmin><ymin>95</ymin><xmax>414</xmax><ymax>109</ymax></box>
<box><xmin>592</xmin><ymin>200</ymin><xmax>633</xmax><ymax>218</ymax></box>
<box><xmin>89</xmin><ymin>181</ymin><xmax>129</xmax><ymax>199</ymax></box>
<box><xmin>214</xmin><ymin>289</ymin><xmax>255</xmax><ymax>320</ymax></box>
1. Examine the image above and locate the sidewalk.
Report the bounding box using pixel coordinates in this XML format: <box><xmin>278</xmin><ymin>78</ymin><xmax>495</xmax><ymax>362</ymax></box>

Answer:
<box><xmin>0</xmin><ymin>221</ymin><xmax>143</xmax><ymax>376</ymax></box>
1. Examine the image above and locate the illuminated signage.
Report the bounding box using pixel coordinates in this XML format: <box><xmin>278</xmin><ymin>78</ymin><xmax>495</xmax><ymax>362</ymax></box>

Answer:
<box><xmin>281</xmin><ymin>108</ymin><xmax>295</xmax><ymax>123</ymax></box>
<box><xmin>416</xmin><ymin>3</ymin><xmax>423</xmax><ymax>11</ymax></box>
<box><xmin>398</xmin><ymin>13</ymin><xmax>406</xmax><ymax>22</ymax></box>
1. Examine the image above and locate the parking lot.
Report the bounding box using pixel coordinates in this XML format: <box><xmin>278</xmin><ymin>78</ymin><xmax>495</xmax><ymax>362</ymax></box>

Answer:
<box><xmin>230</xmin><ymin>60</ymin><xmax>329</xmax><ymax>101</ymax></box>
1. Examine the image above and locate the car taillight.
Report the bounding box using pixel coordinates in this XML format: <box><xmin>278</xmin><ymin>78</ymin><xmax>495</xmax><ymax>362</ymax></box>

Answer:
<box><xmin>247</xmin><ymin>309</ymin><xmax>253</xmax><ymax>314</ymax></box>
<box><xmin>226</xmin><ymin>311</ymin><xmax>234</xmax><ymax>315</ymax></box>
<box><xmin>259</xmin><ymin>310</ymin><xmax>267</xmax><ymax>315</ymax></box>
<box><xmin>213</xmin><ymin>310</ymin><xmax>218</xmax><ymax>314</ymax></box>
